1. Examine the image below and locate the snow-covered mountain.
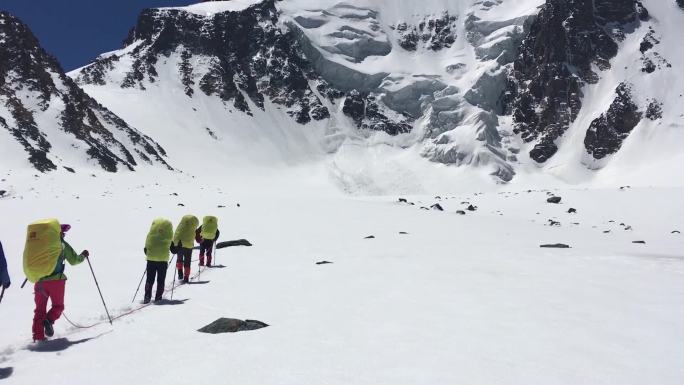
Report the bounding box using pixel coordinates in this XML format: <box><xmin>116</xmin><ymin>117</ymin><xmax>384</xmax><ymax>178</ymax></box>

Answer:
<box><xmin>3</xmin><ymin>0</ymin><xmax>684</xmax><ymax>189</ymax></box>
<box><xmin>0</xmin><ymin>12</ymin><xmax>171</xmax><ymax>173</ymax></box>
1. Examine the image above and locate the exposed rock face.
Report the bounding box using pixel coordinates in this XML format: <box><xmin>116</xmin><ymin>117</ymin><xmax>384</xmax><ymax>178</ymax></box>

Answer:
<box><xmin>584</xmin><ymin>83</ymin><xmax>642</xmax><ymax>159</ymax></box>
<box><xmin>395</xmin><ymin>13</ymin><xmax>458</xmax><ymax>51</ymax></box>
<box><xmin>76</xmin><ymin>0</ymin><xmax>330</xmax><ymax>124</ymax></box>
<box><xmin>677</xmin><ymin>0</ymin><xmax>684</xmax><ymax>9</ymax></box>
<box><xmin>645</xmin><ymin>99</ymin><xmax>663</xmax><ymax>120</ymax></box>
<box><xmin>504</xmin><ymin>0</ymin><xmax>645</xmax><ymax>163</ymax></box>
<box><xmin>0</xmin><ymin>12</ymin><xmax>169</xmax><ymax>172</ymax></box>
<box><xmin>342</xmin><ymin>90</ymin><xmax>412</xmax><ymax>135</ymax></box>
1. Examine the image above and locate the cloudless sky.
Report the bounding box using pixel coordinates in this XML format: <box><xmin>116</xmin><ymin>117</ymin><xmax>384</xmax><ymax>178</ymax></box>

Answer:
<box><xmin>0</xmin><ymin>0</ymin><xmax>198</xmax><ymax>71</ymax></box>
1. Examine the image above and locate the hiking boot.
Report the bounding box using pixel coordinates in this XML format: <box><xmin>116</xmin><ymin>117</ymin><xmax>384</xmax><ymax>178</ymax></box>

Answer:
<box><xmin>183</xmin><ymin>277</ymin><xmax>189</xmax><ymax>284</ymax></box>
<box><xmin>43</xmin><ymin>319</ymin><xmax>54</xmax><ymax>337</ymax></box>
<box><xmin>142</xmin><ymin>297</ymin><xmax>151</xmax><ymax>304</ymax></box>
<box><xmin>206</xmin><ymin>262</ymin><xmax>212</xmax><ymax>267</ymax></box>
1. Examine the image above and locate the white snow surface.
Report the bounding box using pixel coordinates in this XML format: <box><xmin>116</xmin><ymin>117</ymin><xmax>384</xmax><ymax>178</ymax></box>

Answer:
<box><xmin>0</xmin><ymin>170</ymin><xmax>683</xmax><ymax>384</ymax></box>
<box><xmin>158</xmin><ymin>0</ymin><xmax>265</xmax><ymax>16</ymax></box>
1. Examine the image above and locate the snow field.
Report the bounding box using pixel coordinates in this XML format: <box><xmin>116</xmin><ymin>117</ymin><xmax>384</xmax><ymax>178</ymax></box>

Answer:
<box><xmin>0</xmin><ymin>170</ymin><xmax>683</xmax><ymax>385</ymax></box>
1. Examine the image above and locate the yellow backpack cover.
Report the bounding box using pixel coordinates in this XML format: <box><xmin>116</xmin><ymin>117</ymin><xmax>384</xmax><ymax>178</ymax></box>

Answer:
<box><xmin>173</xmin><ymin>215</ymin><xmax>198</xmax><ymax>248</ymax></box>
<box><xmin>23</xmin><ymin>219</ymin><xmax>62</xmax><ymax>283</ymax></box>
<box><xmin>200</xmin><ymin>216</ymin><xmax>218</xmax><ymax>240</ymax></box>
<box><xmin>145</xmin><ymin>218</ymin><xmax>174</xmax><ymax>262</ymax></box>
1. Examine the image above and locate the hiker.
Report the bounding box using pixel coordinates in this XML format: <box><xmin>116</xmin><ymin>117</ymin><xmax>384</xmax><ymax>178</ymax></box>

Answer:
<box><xmin>1</xmin><ymin>241</ymin><xmax>10</xmax><ymax>290</ymax></box>
<box><xmin>172</xmin><ymin>215</ymin><xmax>198</xmax><ymax>284</ymax></box>
<box><xmin>143</xmin><ymin>219</ymin><xmax>174</xmax><ymax>304</ymax></box>
<box><xmin>27</xmin><ymin>222</ymin><xmax>88</xmax><ymax>342</ymax></box>
<box><xmin>196</xmin><ymin>216</ymin><xmax>220</xmax><ymax>267</ymax></box>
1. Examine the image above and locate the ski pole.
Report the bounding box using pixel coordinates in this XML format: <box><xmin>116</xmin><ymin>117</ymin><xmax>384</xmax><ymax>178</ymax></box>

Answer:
<box><xmin>85</xmin><ymin>256</ymin><xmax>113</xmax><ymax>325</ymax></box>
<box><xmin>132</xmin><ymin>268</ymin><xmax>146</xmax><ymax>303</ymax></box>
<box><xmin>0</xmin><ymin>287</ymin><xmax>5</xmax><ymax>303</ymax></box>
<box><xmin>213</xmin><ymin>240</ymin><xmax>218</xmax><ymax>266</ymax></box>
<box><xmin>171</xmin><ymin>257</ymin><xmax>177</xmax><ymax>300</ymax></box>
<box><xmin>21</xmin><ymin>278</ymin><xmax>28</xmax><ymax>289</ymax></box>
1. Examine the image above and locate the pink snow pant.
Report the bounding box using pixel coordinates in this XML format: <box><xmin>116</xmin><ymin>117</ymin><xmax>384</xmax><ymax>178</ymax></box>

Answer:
<box><xmin>32</xmin><ymin>280</ymin><xmax>66</xmax><ymax>340</ymax></box>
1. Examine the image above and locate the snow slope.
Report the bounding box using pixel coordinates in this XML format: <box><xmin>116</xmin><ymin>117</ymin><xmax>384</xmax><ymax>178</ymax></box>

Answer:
<box><xmin>0</xmin><ymin>171</ymin><xmax>683</xmax><ymax>384</ymax></box>
<box><xmin>158</xmin><ymin>0</ymin><xmax>265</xmax><ymax>16</ymax></box>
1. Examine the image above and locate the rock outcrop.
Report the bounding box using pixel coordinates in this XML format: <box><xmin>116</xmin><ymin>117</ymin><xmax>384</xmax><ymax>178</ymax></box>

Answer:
<box><xmin>0</xmin><ymin>12</ymin><xmax>169</xmax><ymax>172</ymax></box>
<box><xmin>504</xmin><ymin>0</ymin><xmax>646</xmax><ymax>163</ymax></box>
<box><xmin>584</xmin><ymin>83</ymin><xmax>642</xmax><ymax>159</ymax></box>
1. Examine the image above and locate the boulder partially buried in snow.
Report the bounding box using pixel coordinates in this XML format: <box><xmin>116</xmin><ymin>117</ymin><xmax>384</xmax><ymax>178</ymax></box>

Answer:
<box><xmin>198</xmin><ymin>318</ymin><xmax>268</xmax><ymax>334</ymax></box>
<box><xmin>547</xmin><ymin>196</ymin><xmax>562</xmax><ymax>204</ymax></box>
<box><xmin>540</xmin><ymin>243</ymin><xmax>571</xmax><ymax>249</ymax></box>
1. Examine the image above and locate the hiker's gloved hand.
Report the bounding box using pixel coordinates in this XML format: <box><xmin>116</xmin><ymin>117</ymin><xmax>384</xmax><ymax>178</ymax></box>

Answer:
<box><xmin>81</xmin><ymin>250</ymin><xmax>90</xmax><ymax>258</ymax></box>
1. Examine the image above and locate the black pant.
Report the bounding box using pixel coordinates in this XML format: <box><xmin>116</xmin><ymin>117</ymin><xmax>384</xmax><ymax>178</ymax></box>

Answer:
<box><xmin>177</xmin><ymin>248</ymin><xmax>192</xmax><ymax>268</ymax></box>
<box><xmin>176</xmin><ymin>247</ymin><xmax>192</xmax><ymax>279</ymax></box>
<box><xmin>145</xmin><ymin>261</ymin><xmax>168</xmax><ymax>301</ymax></box>
<box><xmin>199</xmin><ymin>239</ymin><xmax>215</xmax><ymax>257</ymax></box>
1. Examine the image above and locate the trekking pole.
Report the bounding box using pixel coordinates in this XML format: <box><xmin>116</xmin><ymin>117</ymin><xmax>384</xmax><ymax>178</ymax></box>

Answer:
<box><xmin>85</xmin><ymin>257</ymin><xmax>113</xmax><ymax>325</ymax></box>
<box><xmin>171</xmin><ymin>256</ymin><xmax>177</xmax><ymax>300</ymax></box>
<box><xmin>213</xmin><ymin>240</ymin><xmax>218</xmax><ymax>266</ymax></box>
<box><xmin>21</xmin><ymin>278</ymin><xmax>28</xmax><ymax>289</ymax></box>
<box><xmin>0</xmin><ymin>287</ymin><xmax>5</xmax><ymax>303</ymax></box>
<box><xmin>132</xmin><ymin>268</ymin><xmax>146</xmax><ymax>303</ymax></box>
<box><xmin>169</xmin><ymin>254</ymin><xmax>177</xmax><ymax>299</ymax></box>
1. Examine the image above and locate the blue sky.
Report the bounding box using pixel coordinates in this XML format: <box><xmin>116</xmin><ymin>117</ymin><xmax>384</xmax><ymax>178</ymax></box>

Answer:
<box><xmin>0</xmin><ymin>0</ymin><xmax>196</xmax><ymax>70</ymax></box>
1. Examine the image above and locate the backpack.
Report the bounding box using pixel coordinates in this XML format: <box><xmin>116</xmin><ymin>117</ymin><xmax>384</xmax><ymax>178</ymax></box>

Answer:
<box><xmin>200</xmin><ymin>216</ymin><xmax>219</xmax><ymax>240</ymax></box>
<box><xmin>145</xmin><ymin>218</ymin><xmax>174</xmax><ymax>262</ymax></box>
<box><xmin>23</xmin><ymin>219</ymin><xmax>62</xmax><ymax>283</ymax></box>
<box><xmin>173</xmin><ymin>215</ymin><xmax>199</xmax><ymax>248</ymax></box>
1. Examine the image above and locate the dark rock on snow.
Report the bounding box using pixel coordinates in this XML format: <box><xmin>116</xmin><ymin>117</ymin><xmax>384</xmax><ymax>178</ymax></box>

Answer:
<box><xmin>216</xmin><ymin>239</ymin><xmax>253</xmax><ymax>248</ymax></box>
<box><xmin>567</xmin><ymin>208</ymin><xmax>577</xmax><ymax>213</ymax></box>
<box><xmin>316</xmin><ymin>261</ymin><xmax>333</xmax><ymax>265</ymax></box>
<box><xmin>547</xmin><ymin>196</ymin><xmax>562</xmax><ymax>204</ymax></box>
<box><xmin>540</xmin><ymin>243</ymin><xmax>571</xmax><ymax>249</ymax></box>
<box><xmin>198</xmin><ymin>318</ymin><xmax>269</xmax><ymax>334</ymax></box>
<box><xmin>632</xmin><ymin>240</ymin><xmax>646</xmax><ymax>244</ymax></box>
<box><xmin>364</xmin><ymin>235</ymin><xmax>376</xmax><ymax>239</ymax></box>
<box><xmin>456</xmin><ymin>210</ymin><xmax>466</xmax><ymax>215</ymax></box>
<box><xmin>431</xmin><ymin>203</ymin><xmax>444</xmax><ymax>211</ymax></box>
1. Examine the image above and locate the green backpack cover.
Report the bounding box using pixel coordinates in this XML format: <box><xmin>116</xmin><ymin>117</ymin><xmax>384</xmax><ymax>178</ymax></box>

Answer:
<box><xmin>145</xmin><ymin>218</ymin><xmax>174</xmax><ymax>262</ymax></box>
<box><xmin>173</xmin><ymin>215</ymin><xmax>199</xmax><ymax>249</ymax></box>
<box><xmin>200</xmin><ymin>216</ymin><xmax>219</xmax><ymax>240</ymax></box>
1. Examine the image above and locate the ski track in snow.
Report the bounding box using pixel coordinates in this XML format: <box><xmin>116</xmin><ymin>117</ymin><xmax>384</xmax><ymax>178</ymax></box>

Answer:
<box><xmin>0</xmin><ymin>170</ymin><xmax>683</xmax><ymax>385</ymax></box>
